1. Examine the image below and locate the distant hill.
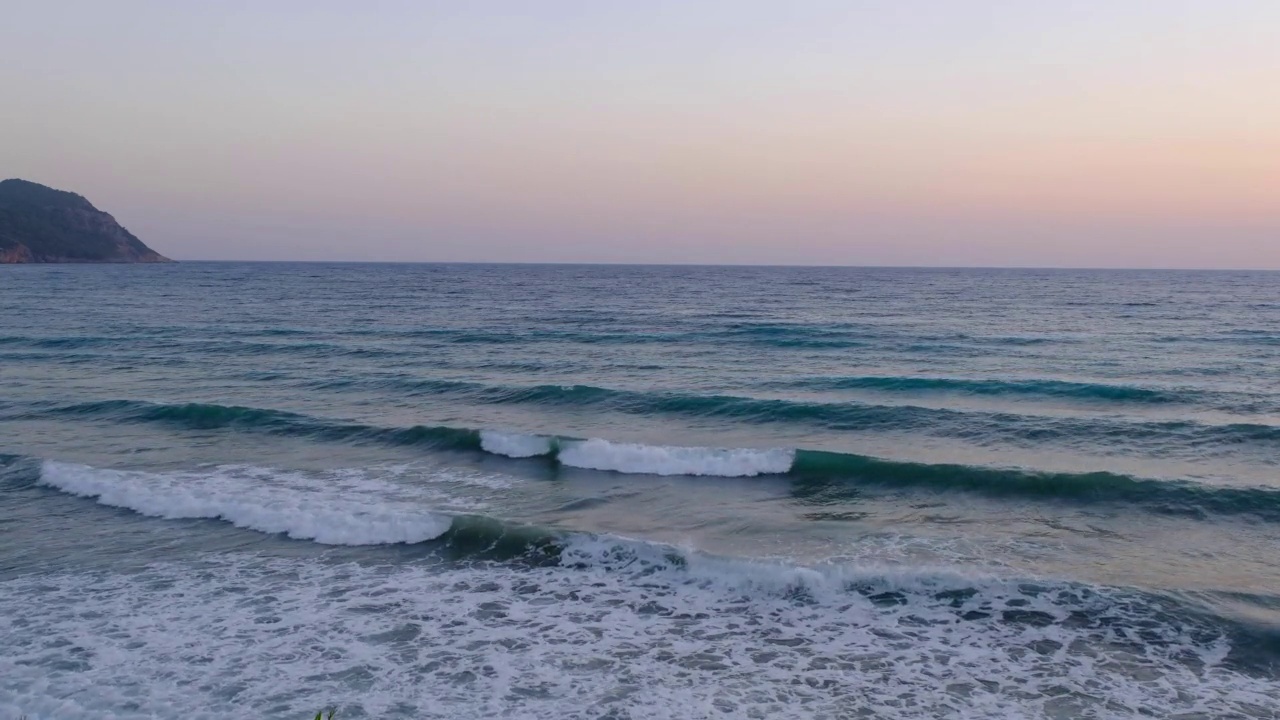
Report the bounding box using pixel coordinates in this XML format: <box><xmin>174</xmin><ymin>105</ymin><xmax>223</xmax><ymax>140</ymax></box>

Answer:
<box><xmin>0</xmin><ymin>179</ymin><xmax>171</xmax><ymax>263</ymax></box>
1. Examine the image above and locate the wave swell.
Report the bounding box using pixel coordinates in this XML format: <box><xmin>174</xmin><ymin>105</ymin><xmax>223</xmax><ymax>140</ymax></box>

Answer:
<box><xmin>789</xmin><ymin>451</ymin><xmax>1280</xmax><ymax>520</ymax></box>
<box><xmin>783</xmin><ymin>375</ymin><xmax>1193</xmax><ymax>404</ymax></box>
<box><xmin>291</xmin><ymin>377</ymin><xmax>1280</xmax><ymax>450</ymax></box>
<box><xmin>19</xmin><ymin>399</ymin><xmax>1280</xmax><ymax>521</ymax></box>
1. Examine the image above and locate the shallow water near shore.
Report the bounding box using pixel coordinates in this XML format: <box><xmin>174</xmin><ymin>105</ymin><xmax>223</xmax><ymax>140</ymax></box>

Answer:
<box><xmin>2</xmin><ymin>263</ymin><xmax>1279</xmax><ymax>719</ymax></box>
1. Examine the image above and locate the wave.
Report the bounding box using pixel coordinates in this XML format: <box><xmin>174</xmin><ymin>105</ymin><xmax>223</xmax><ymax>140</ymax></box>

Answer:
<box><xmin>18</xmin><ymin>457</ymin><xmax>1280</xmax><ymax>691</ymax></box>
<box><xmin>251</xmin><ymin>325</ymin><xmax>1054</xmax><ymax>348</ymax></box>
<box><xmin>289</xmin><ymin>378</ymin><xmax>1280</xmax><ymax>450</ymax></box>
<box><xmin>788</xmin><ymin>451</ymin><xmax>1280</xmax><ymax>520</ymax></box>
<box><xmin>30</xmin><ymin>459</ymin><xmax>571</xmax><ymax>562</ymax></box>
<box><xmin>0</xmin><ymin>325</ymin><xmax>1098</xmax><ymax>355</ymax></box>
<box><xmin>0</xmin><ymin>333</ymin><xmax>408</xmax><ymax>360</ymax></box>
<box><xmin>23</xmin><ymin>458</ymin><xmax>1280</xmax><ymax>673</ymax></box>
<box><xmin>783</xmin><ymin>375</ymin><xmax>1193</xmax><ymax>404</ymax></box>
<box><xmin>34</xmin><ymin>398</ymin><xmax>487</xmax><ymax>450</ymax></box>
<box><xmin>1154</xmin><ymin>332</ymin><xmax>1280</xmax><ymax>347</ymax></box>
<box><xmin>25</xmin><ymin>399</ymin><xmax>1280</xmax><ymax>521</ymax></box>
<box><xmin>37</xmin><ymin>460</ymin><xmax>455</xmax><ymax>545</ymax></box>
<box><xmin>0</xmin><ymin>349</ymin><xmax>131</xmax><ymax>365</ymax></box>
<box><xmin>0</xmin><ymin>334</ymin><xmax>120</xmax><ymax>349</ymax></box>
<box><xmin>479</xmin><ymin>429</ymin><xmax>553</xmax><ymax>458</ymax></box>
<box><xmin>4</xmin><ymin>543</ymin><xmax>1275</xmax><ymax>720</ymax></box>
<box><xmin>556</xmin><ymin>437</ymin><xmax>795</xmax><ymax>477</ymax></box>
<box><xmin>22</xmin><ymin>458</ymin><xmax>1273</xmax><ymax>612</ymax></box>
<box><xmin>482</xmin><ymin>430</ymin><xmax>793</xmax><ymax>477</ymax></box>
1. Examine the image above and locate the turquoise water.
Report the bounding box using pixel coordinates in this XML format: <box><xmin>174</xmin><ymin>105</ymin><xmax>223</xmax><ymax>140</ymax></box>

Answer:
<box><xmin>2</xmin><ymin>263</ymin><xmax>1278</xmax><ymax>719</ymax></box>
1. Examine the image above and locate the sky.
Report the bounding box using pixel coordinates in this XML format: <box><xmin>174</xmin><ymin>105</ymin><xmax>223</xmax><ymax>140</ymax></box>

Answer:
<box><xmin>2</xmin><ymin>1</ymin><xmax>1278</xmax><ymax>267</ymax></box>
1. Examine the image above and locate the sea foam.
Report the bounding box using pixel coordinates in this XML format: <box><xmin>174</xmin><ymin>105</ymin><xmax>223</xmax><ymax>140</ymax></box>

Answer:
<box><xmin>38</xmin><ymin>461</ymin><xmax>455</xmax><ymax>545</ymax></box>
<box><xmin>478</xmin><ymin>430</ymin><xmax>795</xmax><ymax>477</ymax></box>
<box><xmin>1</xmin><ymin>541</ymin><xmax>1269</xmax><ymax>720</ymax></box>
<box><xmin>557</xmin><ymin>438</ymin><xmax>795</xmax><ymax>477</ymax></box>
<box><xmin>479</xmin><ymin>429</ymin><xmax>554</xmax><ymax>458</ymax></box>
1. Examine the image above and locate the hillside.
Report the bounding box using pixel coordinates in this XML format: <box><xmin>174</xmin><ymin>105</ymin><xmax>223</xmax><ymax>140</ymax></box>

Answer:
<box><xmin>0</xmin><ymin>179</ymin><xmax>171</xmax><ymax>263</ymax></box>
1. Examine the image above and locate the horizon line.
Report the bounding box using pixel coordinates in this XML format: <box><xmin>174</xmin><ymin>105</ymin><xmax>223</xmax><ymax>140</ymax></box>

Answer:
<box><xmin>139</xmin><ymin>260</ymin><xmax>1280</xmax><ymax>272</ymax></box>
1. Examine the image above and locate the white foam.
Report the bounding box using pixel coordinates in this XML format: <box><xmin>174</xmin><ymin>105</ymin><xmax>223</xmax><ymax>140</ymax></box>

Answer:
<box><xmin>557</xmin><ymin>438</ymin><xmax>795</xmax><ymax>476</ymax></box>
<box><xmin>38</xmin><ymin>461</ymin><xmax>454</xmax><ymax>545</ymax></box>
<box><xmin>479</xmin><ymin>431</ymin><xmax>796</xmax><ymax>477</ymax></box>
<box><xmin>480</xmin><ymin>429</ymin><xmax>553</xmax><ymax>458</ymax></box>
<box><xmin>1</xmin><ymin>545</ymin><xmax>1271</xmax><ymax>720</ymax></box>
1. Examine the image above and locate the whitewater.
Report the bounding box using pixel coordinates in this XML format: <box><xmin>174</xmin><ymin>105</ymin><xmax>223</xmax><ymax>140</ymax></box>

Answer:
<box><xmin>2</xmin><ymin>263</ymin><xmax>1279</xmax><ymax>719</ymax></box>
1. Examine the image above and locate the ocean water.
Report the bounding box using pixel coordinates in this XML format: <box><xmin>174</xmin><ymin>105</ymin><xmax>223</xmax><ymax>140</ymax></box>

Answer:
<box><xmin>1</xmin><ymin>263</ymin><xmax>1279</xmax><ymax>719</ymax></box>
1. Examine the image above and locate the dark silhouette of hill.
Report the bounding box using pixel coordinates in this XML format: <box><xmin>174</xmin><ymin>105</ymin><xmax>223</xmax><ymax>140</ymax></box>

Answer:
<box><xmin>0</xmin><ymin>179</ymin><xmax>170</xmax><ymax>263</ymax></box>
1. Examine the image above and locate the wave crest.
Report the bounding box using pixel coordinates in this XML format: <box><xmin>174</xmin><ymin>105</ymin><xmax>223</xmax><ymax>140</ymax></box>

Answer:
<box><xmin>557</xmin><ymin>438</ymin><xmax>794</xmax><ymax>477</ymax></box>
<box><xmin>479</xmin><ymin>429</ymin><xmax>554</xmax><ymax>458</ymax></box>
<box><xmin>22</xmin><ymin>400</ymin><xmax>1280</xmax><ymax>520</ymax></box>
<box><xmin>38</xmin><ymin>461</ymin><xmax>454</xmax><ymax>545</ymax></box>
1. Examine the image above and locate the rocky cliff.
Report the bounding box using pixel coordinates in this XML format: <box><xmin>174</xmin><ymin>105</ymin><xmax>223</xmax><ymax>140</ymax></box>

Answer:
<box><xmin>0</xmin><ymin>179</ymin><xmax>171</xmax><ymax>263</ymax></box>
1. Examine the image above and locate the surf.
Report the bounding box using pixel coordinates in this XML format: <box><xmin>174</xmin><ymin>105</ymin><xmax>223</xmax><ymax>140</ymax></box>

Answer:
<box><xmin>36</xmin><ymin>460</ymin><xmax>455</xmax><ymax>546</ymax></box>
<box><xmin>16</xmin><ymin>398</ymin><xmax>1280</xmax><ymax>522</ymax></box>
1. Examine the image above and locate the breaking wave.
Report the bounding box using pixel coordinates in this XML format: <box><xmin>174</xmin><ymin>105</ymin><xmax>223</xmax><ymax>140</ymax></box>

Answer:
<box><xmin>37</xmin><ymin>460</ymin><xmax>454</xmax><ymax>546</ymax></box>
<box><xmin>14</xmin><ymin>399</ymin><xmax>1280</xmax><ymax>521</ymax></box>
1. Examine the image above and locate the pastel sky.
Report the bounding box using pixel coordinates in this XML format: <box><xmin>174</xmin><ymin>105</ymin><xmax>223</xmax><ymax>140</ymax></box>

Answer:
<box><xmin>3</xmin><ymin>1</ymin><xmax>1277</xmax><ymax>267</ymax></box>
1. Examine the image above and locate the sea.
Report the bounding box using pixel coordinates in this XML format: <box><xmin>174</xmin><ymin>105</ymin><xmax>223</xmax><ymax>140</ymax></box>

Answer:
<box><xmin>1</xmin><ymin>262</ymin><xmax>1278</xmax><ymax>719</ymax></box>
